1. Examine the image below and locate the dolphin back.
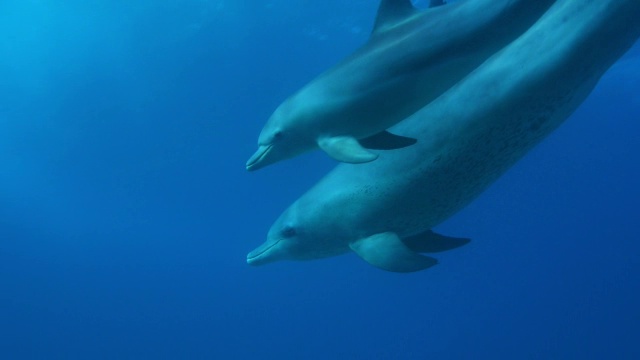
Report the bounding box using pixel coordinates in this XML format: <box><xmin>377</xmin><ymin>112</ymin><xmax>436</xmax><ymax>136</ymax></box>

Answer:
<box><xmin>317</xmin><ymin>0</ymin><xmax>640</xmax><ymax>235</ymax></box>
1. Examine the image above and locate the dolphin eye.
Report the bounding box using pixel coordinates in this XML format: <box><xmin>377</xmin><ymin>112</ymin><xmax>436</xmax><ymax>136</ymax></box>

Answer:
<box><xmin>273</xmin><ymin>130</ymin><xmax>284</xmax><ymax>141</ymax></box>
<box><xmin>282</xmin><ymin>225</ymin><xmax>296</xmax><ymax>238</ymax></box>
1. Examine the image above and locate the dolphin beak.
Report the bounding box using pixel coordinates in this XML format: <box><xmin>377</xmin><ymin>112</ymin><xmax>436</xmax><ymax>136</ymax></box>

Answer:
<box><xmin>246</xmin><ymin>144</ymin><xmax>273</xmax><ymax>171</ymax></box>
<box><xmin>247</xmin><ymin>239</ymin><xmax>281</xmax><ymax>266</ymax></box>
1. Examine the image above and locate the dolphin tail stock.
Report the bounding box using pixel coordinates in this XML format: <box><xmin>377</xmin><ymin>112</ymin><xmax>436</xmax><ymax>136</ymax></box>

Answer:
<box><xmin>401</xmin><ymin>230</ymin><xmax>470</xmax><ymax>253</ymax></box>
<box><xmin>349</xmin><ymin>232</ymin><xmax>438</xmax><ymax>272</ymax></box>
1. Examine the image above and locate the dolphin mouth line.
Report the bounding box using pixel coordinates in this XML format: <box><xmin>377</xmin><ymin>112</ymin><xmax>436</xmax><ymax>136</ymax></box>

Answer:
<box><xmin>247</xmin><ymin>239</ymin><xmax>281</xmax><ymax>262</ymax></box>
<box><xmin>246</xmin><ymin>144</ymin><xmax>273</xmax><ymax>171</ymax></box>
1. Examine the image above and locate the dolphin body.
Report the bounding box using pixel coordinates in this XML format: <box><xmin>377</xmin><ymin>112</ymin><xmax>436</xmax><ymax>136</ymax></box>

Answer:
<box><xmin>246</xmin><ymin>0</ymin><xmax>556</xmax><ymax>171</ymax></box>
<box><xmin>247</xmin><ymin>0</ymin><xmax>640</xmax><ymax>272</ymax></box>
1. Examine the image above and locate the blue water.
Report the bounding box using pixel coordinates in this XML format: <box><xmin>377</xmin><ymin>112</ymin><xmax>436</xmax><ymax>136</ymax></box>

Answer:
<box><xmin>1</xmin><ymin>1</ymin><xmax>639</xmax><ymax>359</ymax></box>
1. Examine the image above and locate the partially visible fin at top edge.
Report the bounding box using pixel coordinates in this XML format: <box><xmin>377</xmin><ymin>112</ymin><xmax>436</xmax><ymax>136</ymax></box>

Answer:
<box><xmin>429</xmin><ymin>0</ymin><xmax>446</xmax><ymax>8</ymax></box>
<box><xmin>372</xmin><ymin>0</ymin><xmax>418</xmax><ymax>35</ymax></box>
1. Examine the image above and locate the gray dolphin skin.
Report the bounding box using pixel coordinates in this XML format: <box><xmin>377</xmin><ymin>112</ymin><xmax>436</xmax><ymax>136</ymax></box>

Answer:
<box><xmin>246</xmin><ymin>0</ymin><xmax>556</xmax><ymax>171</ymax></box>
<box><xmin>247</xmin><ymin>0</ymin><xmax>640</xmax><ymax>272</ymax></box>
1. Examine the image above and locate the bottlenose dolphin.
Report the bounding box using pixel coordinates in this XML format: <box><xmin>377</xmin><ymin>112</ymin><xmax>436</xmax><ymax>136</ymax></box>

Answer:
<box><xmin>247</xmin><ymin>0</ymin><xmax>640</xmax><ymax>272</ymax></box>
<box><xmin>246</xmin><ymin>0</ymin><xmax>556</xmax><ymax>171</ymax></box>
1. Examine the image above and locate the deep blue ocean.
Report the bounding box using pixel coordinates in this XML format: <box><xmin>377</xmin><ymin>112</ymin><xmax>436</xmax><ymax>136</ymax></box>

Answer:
<box><xmin>1</xmin><ymin>1</ymin><xmax>639</xmax><ymax>358</ymax></box>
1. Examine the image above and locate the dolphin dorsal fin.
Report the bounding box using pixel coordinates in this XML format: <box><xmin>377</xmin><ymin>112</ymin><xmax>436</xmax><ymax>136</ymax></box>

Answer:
<box><xmin>372</xmin><ymin>0</ymin><xmax>417</xmax><ymax>35</ymax></box>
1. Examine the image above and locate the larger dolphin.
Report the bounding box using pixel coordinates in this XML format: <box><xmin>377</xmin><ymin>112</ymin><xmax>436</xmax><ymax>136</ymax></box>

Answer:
<box><xmin>247</xmin><ymin>0</ymin><xmax>640</xmax><ymax>272</ymax></box>
<box><xmin>246</xmin><ymin>0</ymin><xmax>556</xmax><ymax>171</ymax></box>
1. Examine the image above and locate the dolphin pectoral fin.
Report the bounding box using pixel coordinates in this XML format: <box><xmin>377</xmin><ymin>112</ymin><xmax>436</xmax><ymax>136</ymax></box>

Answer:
<box><xmin>401</xmin><ymin>230</ymin><xmax>470</xmax><ymax>253</ymax></box>
<box><xmin>359</xmin><ymin>131</ymin><xmax>417</xmax><ymax>150</ymax></box>
<box><xmin>349</xmin><ymin>232</ymin><xmax>438</xmax><ymax>273</ymax></box>
<box><xmin>318</xmin><ymin>136</ymin><xmax>378</xmax><ymax>164</ymax></box>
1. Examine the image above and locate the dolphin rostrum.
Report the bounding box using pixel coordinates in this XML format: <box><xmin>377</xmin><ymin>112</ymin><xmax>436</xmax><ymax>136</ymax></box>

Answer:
<box><xmin>246</xmin><ymin>0</ymin><xmax>556</xmax><ymax>171</ymax></box>
<box><xmin>247</xmin><ymin>0</ymin><xmax>640</xmax><ymax>272</ymax></box>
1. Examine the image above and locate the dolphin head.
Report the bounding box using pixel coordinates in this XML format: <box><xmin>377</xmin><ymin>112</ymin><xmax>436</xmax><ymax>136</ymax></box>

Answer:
<box><xmin>246</xmin><ymin>207</ymin><xmax>308</xmax><ymax>266</ymax></box>
<box><xmin>247</xmin><ymin>199</ymin><xmax>346</xmax><ymax>266</ymax></box>
<box><xmin>246</xmin><ymin>100</ymin><xmax>314</xmax><ymax>171</ymax></box>
<box><xmin>246</xmin><ymin>220</ymin><xmax>301</xmax><ymax>266</ymax></box>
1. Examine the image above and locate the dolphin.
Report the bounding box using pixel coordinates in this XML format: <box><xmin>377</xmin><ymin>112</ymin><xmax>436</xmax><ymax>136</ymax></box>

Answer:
<box><xmin>246</xmin><ymin>0</ymin><xmax>557</xmax><ymax>171</ymax></box>
<box><xmin>247</xmin><ymin>0</ymin><xmax>640</xmax><ymax>272</ymax></box>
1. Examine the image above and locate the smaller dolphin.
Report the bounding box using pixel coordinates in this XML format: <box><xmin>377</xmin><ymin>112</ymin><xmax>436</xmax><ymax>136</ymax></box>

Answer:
<box><xmin>246</xmin><ymin>0</ymin><xmax>556</xmax><ymax>171</ymax></box>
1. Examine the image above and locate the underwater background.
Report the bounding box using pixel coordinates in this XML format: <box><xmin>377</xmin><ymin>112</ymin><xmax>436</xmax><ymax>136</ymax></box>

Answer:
<box><xmin>1</xmin><ymin>0</ymin><xmax>638</xmax><ymax>358</ymax></box>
